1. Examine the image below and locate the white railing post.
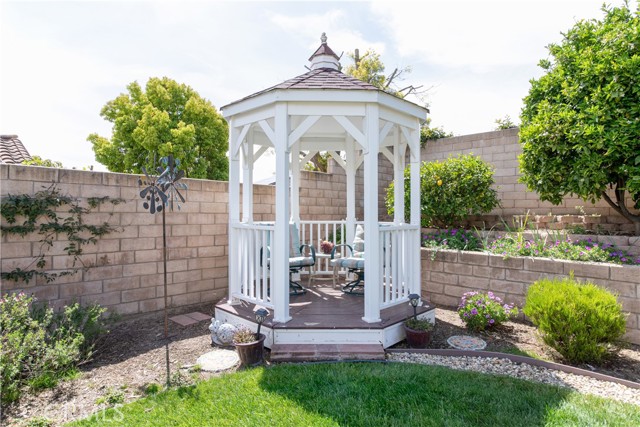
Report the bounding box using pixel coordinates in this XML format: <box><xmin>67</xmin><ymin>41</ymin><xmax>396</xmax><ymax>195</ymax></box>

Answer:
<box><xmin>228</xmin><ymin>119</ymin><xmax>241</xmax><ymax>305</ymax></box>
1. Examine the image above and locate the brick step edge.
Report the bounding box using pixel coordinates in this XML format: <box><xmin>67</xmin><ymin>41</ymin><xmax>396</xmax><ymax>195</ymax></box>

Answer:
<box><xmin>270</xmin><ymin>344</ymin><xmax>385</xmax><ymax>362</ymax></box>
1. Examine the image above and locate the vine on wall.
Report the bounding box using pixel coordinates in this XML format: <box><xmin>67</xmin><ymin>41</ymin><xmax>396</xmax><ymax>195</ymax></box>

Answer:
<box><xmin>0</xmin><ymin>183</ymin><xmax>124</xmax><ymax>284</ymax></box>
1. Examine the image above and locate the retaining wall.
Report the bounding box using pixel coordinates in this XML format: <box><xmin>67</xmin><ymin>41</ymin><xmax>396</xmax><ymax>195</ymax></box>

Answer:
<box><xmin>420</xmin><ymin>248</ymin><xmax>640</xmax><ymax>344</ymax></box>
<box><xmin>423</xmin><ymin>129</ymin><xmax>639</xmax><ymax>233</ymax></box>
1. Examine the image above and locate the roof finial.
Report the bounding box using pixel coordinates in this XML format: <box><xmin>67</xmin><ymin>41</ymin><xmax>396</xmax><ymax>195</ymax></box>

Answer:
<box><xmin>321</xmin><ymin>32</ymin><xmax>327</xmax><ymax>44</ymax></box>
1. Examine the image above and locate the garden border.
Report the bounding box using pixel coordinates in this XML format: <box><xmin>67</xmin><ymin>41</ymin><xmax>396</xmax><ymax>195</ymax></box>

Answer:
<box><xmin>386</xmin><ymin>348</ymin><xmax>640</xmax><ymax>389</ymax></box>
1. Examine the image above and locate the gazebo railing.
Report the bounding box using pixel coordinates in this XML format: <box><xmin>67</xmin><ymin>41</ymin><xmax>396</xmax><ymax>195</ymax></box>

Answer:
<box><xmin>231</xmin><ymin>222</ymin><xmax>274</xmax><ymax>308</ymax></box>
<box><xmin>231</xmin><ymin>220</ymin><xmax>419</xmax><ymax>311</ymax></box>
<box><xmin>299</xmin><ymin>220</ymin><xmax>347</xmax><ymax>274</ymax></box>
<box><xmin>379</xmin><ymin>224</ymin><xmax>420</xmax><ymax>308</ymax></box>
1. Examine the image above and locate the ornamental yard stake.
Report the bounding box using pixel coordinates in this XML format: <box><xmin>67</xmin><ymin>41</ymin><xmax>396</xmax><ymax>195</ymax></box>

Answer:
<box><xmin>139</xmin><ymin>155</ymin><xmax>187</xmax><ymax>387</ymax></box>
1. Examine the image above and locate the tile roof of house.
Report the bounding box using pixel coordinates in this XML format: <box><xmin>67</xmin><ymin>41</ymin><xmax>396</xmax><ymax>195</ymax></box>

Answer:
<box><xmin>0</xmin><ymin>135</ymin><xmax>31</xmax><ymax>164</ymax></box>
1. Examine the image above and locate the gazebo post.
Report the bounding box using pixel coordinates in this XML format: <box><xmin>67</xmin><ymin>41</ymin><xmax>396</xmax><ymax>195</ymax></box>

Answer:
<box><xmin>228</xmin><ymin>119</ymin><xmax>241</xmax><ymax>304</ymax></box>
<box><xmin>393</xmin><ymin>126</ymin><xmax>406</xmax><ymax>225</ymax></box>
<box><xmin>290</xmin><ymin>139</ymin><xmax>301</xmax><ymax>224</ymax></box>
<box><xmin>272</xmin><ymin>102</ymin><xmax>292</xmax><ymax>323</ymax></box>
<box><xmin>345</xmin><ymin>135</ymin><xmax>356</xmax><ymax>245</ymax></box>
<box><xmin>363</xmin><ymin>104</ymin><xmax>381</xmax><ymax>323</ymax></box>
<box><xmin>242</xmin><ymin>130</ymin><xmax>254</xmax><ymax>223</ymax></box>
<box><xmin>410</xmin><ymin>125</ymin><xmax>422</xmax><ymax>296</ymax></box>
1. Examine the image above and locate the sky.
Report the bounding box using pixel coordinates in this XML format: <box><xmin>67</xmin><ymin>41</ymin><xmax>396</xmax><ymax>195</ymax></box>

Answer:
<box><xmin>0</xmin><ymin>0</ymin><xmax>621</xmax><ymax>174</ymax></box>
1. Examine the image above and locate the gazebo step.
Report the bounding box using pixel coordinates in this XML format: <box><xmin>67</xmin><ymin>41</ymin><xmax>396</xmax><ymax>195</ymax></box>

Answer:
<box><xmin>270</xmin><ymin>343</ymin><xmax>385</xmax><ymax>362</ymax></box>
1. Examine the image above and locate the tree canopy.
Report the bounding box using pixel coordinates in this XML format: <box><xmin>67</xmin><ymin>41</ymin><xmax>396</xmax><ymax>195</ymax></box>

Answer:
<box><xmin>519</xmin><ymin>2</ymin><xmax>640</xmax><ymax>232</ymax></box>
<box><xmin>88</xmin><ymin>77</ymin><xmax>228</xmax><ymax>180</ymax></box>
<box><xmin>22</xmin><ymin>156</ymin><xmax>64</xmax><ymax>168</ymax></box>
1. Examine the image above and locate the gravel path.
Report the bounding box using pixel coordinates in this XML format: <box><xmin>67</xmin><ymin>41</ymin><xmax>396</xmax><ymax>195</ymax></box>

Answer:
<box><xmin>388</xmin><ymin>352</ymin><xmax>640</xmax><ymax>406</ymax></box>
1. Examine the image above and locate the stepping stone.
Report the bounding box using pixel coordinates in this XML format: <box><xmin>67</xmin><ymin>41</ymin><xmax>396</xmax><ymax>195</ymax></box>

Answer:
<box><xmin>169</xmin><ymin>314</ymin><xmax>198</xmax><ymax>326</ymax></box>
<box><xmin>170</xmin><ymin>312</ymin><xmax>211</xmax><ymax>326</ymax></box>
<box><xmin>196</xmin><ymin>349</ymin><xmax>239</xmax><ymax>372</ymax></box>
<box><xmin>447</xmin><ymin>335</ymin><xmax>487</xmax><ymax>351</ymax></box>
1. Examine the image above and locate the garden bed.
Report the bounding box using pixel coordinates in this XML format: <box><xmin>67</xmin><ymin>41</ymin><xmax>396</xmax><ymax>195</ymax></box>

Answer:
<box><xmin>3</xmin><ymin>306</ymin><xmax>639</xmax><ymax>426</ymax></box>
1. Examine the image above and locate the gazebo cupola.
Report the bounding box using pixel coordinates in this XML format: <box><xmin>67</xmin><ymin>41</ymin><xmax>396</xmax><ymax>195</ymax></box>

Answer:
<box><xmin>220</xmin><ymin>34</ymin><xmax>428</xmax><ymax>341</ymax></box>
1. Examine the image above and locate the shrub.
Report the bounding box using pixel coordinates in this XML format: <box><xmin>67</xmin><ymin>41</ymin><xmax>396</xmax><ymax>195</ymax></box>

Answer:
<box><xmin>422</xmin><ymin>228</ymin><xmax>482</xmax><ymax>251</ymax></box>
<box><xmin>523</xmin><ymin>275</ymin><xmax>627</xmax><ymax>364</ymax></box>
<box><xmin>0</xmin><ymin>293</ymin><xmax>109</xmax><ymax>404</ymax></box>
<box><xmin>386</xmin><ymin>154</ymin><xmax>500</xmax><ymax>228</ymax></box>
<box><xmin>458</xmin><ymin>292</ymin><xmax>518</xmax><ymax>331</ymax></box>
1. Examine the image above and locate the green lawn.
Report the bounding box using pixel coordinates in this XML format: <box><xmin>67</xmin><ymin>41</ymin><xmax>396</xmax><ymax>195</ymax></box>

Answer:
<box><xmin>70</xmin><ymin>362</ymin><xmax>639</xmax><ymax>427</ymax></box>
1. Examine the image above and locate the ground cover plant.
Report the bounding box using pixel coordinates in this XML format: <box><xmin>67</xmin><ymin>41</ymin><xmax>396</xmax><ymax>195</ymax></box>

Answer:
<box><xmin>458</xmin><ymin>291</ymin><xmax>518</xmax><ymax>331</ymax></box>
<box><xmin>70</xmin><ymin>363</ymin><xmax>640</xmax><ymax>427</ymax></box>
<box><xmin>524</xmin><ymin>275</ymin><xmax>627</xmax><ymax>364</ymax></box>
<box><xmin>422</xmin><ymin>229</ymin><xmax>640</xmax><ymax>265</ymax></box>
<box><xmin>0</xmin><ymin>293</ymin><xmax>110</xmax><ymax>404</ymax></box>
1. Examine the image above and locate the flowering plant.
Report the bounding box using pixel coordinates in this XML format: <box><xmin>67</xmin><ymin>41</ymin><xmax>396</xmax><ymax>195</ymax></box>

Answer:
<box><xmin>457</xmin><ymin>291</ymin><xmax>518</xmax><ymax>331</ymax></box>
<box><xmin>320</xmin><ymin>240</ymin><xmax>335</xmax><ymax>254</ymax></box>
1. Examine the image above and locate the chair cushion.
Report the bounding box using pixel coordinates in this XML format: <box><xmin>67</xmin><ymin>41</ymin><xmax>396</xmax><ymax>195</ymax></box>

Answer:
<box><xmin>336</xmin><ymin>257</ymin><xmax>365</xmax><ymax>269</ymax></box>
<box><xmin>289</xmin><ymin>256</ymin><xmax>314</xmax><ymax>268</ymax></box>
<box><xmin>353</xmin><ymin>224</ymin><xmax>365</xmax><ymax>253</ymax></box>
<box><xmin>289</xmin><ymin>223</ymin><xmax>302</xmax><ymax>257</ymax></box>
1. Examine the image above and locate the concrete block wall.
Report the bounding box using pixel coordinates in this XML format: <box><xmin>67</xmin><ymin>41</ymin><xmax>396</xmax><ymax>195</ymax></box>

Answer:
<box><xmin>0</xmin><ymin>164</ymin><xmax>262</xmax><ymax>316</ymax></box>
<box><xmin>423</xmin><ymin>129</ymin><xmax>639</xmax><ymax>233</ymax></box>
<box><xmin>420</xmin><ymin>248</ymin><xmax>640</xmax><ymax>345</ymax></box>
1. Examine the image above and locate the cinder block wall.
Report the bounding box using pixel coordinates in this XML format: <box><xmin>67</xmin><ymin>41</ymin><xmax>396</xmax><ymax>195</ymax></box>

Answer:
<box><xmin>423</xmin><ymin>129</ymin><xmax>638</xmax><ymax>233</ymax></box>
<box><xmin>0</xmin><ymin>164</ymin><xmax>274</xmax><ymax>315</ymax></box>
<box><xmin>421</xmin><ymin>248</ymin><xmax>640</xmax><ymax>345</ymax></box>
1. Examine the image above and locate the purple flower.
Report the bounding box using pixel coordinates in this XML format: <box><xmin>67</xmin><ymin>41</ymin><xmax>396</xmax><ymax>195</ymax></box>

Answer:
<box><xmin>471</xmin><ymin>308</ymin><xmax>478</xmax><ymax>315</ymax></box>
<box><xmin>489</xmin><ymin>319</ymin><xmax>495</xmax><ymax>324</ymax></box>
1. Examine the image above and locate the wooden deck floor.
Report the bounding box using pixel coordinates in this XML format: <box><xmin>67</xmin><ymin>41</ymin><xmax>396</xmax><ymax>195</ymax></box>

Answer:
<box><xmin>215</xmin><ymin>278</ymin><xmax>433</xmax><ymax>330</ymax></box>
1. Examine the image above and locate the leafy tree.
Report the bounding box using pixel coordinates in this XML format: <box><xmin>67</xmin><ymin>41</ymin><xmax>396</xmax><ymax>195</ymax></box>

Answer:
<box><xmin>22</xmin><ymin>156</ymin><xmax>64</xmax><ymax>168</ymax></box>
<box><xmin>88</xmin><ymin>77</ymin><xmax>228</xmax><ymax>180</ymax></box>
<box><xmin>519</xmin><ymin>3</ymin><xmax>640</xmax><ymax>233</ymax></box>
<box><xmin>421</xmin><ymin>118</ymin><xmax>453</xmax><ymax>146</ymax></box>
<box><xmin>494</xmin><ymin>115</ymin><xmax>517</xmax><ymax>130</ymax></box>
<box><xmin>344</xmin><ymin>49</ymin><xmax>424</xmax><ymax>98</ymax></box>
<box><xmin>386</xmin><ymin>154</ymin><xmax>499</xmax><ymax>228</ymax></box>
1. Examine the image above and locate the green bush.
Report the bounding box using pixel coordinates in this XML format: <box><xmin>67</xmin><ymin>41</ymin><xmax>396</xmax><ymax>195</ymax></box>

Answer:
<box><xmin>0</xmin><ymin>293</ymin><xmax>109</xmax><ymax>404</ymax></box>
<box><xmin>523</xmin><ymin>275</ymin><xmax>627</xmax><ymax>364</ymax></box>
<box><xmin>386</xmin><ymin>154</ymin><xmax>500</xmax><ymax>228</ymax></box>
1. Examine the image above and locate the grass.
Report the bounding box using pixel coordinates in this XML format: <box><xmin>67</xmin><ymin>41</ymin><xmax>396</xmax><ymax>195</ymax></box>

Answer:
<box><xmin>70</xmin><ymin>362</ymin><xmax>639</xmax><ymax>427</ymax></box>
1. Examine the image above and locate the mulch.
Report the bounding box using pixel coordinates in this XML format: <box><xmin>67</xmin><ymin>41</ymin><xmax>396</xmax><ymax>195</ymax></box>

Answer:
<box><xmin>3</xmin><ymin>304</ymin><xmax>639</xmax><ymax>426</ymax></box>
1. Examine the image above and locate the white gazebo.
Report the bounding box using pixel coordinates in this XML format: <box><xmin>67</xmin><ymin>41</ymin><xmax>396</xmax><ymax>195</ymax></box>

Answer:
<box><xmin>215</xmin><ymin>34</ymin><xmax>433</xmax><ymax>350</ymax></box>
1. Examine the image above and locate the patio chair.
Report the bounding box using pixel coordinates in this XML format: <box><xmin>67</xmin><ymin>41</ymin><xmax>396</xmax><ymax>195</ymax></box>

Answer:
<box><xmin>331</xmin><ymin>224</ymin><xmax>365</xmax><ymax>295</ymax></box>
<box><xmin>288</xmin><ymin>223</ymin><xmax>316</xmax><ymax>295</ymax></box>
<box><xmin>261</xmin><ymin>223</ymin><xmax>316</xmax><ymax>295</ymax></box>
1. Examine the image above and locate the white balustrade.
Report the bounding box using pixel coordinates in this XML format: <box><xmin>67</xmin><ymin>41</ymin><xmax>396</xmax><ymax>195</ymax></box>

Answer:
<box><xmin>231</xmin><ymin>223</ymin><xmax>274</xmax><ymax>308</ymax></box>
<box><xmin>231</xmin><ymin>220</ymin><xmax>419</xmax><ymax>312</ymax></box>
<box><xmin>379</xmin><ymin>224</ymin><xmax>420</xmax><ymax>308</ymax></box>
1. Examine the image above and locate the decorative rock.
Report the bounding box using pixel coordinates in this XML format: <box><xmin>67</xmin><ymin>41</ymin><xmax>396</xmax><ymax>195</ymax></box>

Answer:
<box><xmin>387</xmin><ymin>353</ymin><xmax>640</xmax><ymax>406</ymax></box>
<box><xmin>209</xmin><ymin>318</ymin><xmax>238</xmax><ymax>346</ymax></box>
<box><xmin>196</xmin><ymin>349</ymin><xmax>239</xmax><ymax>372</ymax></box>
<box><xmin>447</xmin><ymin>335</ymin><xmax>487</xmax><ymax>351</ymax></box>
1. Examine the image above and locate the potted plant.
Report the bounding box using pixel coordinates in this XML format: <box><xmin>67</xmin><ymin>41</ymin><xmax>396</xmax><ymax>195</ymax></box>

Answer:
<box><xmin>320</xmin><ymin>240</ymin><xmax>335</xmax><ymax>254</ymax></box>
<box><xmin>404</xmin><ymin>293</ymin><xmax>435</xmax><ymax>348</ymax></box>
<box><xmin>233</xmin><ymin>327</ymin><xmax>266</xmax><ymax>366</ymax></box>
<box><xmin>233</xmin><ymin>308</ymin><xmax>269</xmax><ymax>367</ymax></box>
<box><xmin>404</xmin><ymin>317</ymin><xmax>434</xmax><ymax>348</ymax></box>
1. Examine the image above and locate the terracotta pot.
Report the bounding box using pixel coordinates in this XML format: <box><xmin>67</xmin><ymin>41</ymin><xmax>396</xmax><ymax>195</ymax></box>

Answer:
<box><xmin>404</xmin><ymin>324</ymin><xmax>432</xmax><ymax>349</ymax></box>
<box><xmin>235</xmin><ymin>333</ymin><xmax>266</xmax><ymax>366</ymax></box>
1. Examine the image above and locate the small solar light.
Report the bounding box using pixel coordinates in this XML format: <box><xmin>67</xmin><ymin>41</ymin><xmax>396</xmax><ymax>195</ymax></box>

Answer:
<box><xmin>255</xmin><ymin>308</ymin><xmax>269</xmax><ymax>339</ymax></box>
<box><xmin>408</xmin><ymin>293</ymin><xmax>420</xmax><ymax>320</ymax></box>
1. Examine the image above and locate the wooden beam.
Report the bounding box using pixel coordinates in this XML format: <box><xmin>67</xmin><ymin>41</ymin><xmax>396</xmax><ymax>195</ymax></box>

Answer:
<box><xmin>288</xmin><ymin>115</ymin><xmax>320</xmax><ymax>148</ymax></box>
<box><xmin>258</xmin><ymin>120</ymin><xmax>276</xmax><ymax>145</ymax></box>
<box><xmin>333</xmin><ymin>115</ymin><xmax>365</xmax><ymax>146</ymax></box>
